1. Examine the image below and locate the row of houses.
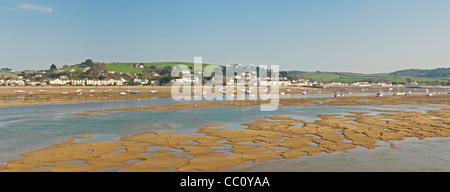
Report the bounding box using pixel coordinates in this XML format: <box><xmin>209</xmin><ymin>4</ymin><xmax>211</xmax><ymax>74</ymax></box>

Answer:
<box><xmin>0</xmin><ymin>79</ymin><xmax>47</xmax><ymax>86</ymax></box>
<box><xmin>49</xmin><ymin>78</ymin><xmax>128</xmax><ymax>86</ymax></box>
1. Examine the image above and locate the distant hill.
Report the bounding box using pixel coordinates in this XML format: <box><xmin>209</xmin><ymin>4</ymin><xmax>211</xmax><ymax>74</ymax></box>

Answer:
<box><xmin>390</xmin><ymin>68</ymin><xmax>450</xmax><ymax>77</ymax></box>
<box><xmin>286</xmin><ymin>70</ymin><xmax>308</xmax><ymax>76</ymax></box>
<box><xmin>280</xmin><ymin>70</ymin><xmax>450</xmax><ymax>84</ymax></box>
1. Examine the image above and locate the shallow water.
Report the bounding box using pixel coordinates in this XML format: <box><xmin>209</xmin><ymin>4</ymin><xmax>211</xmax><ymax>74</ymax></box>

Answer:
<box><xmin>224</xmin><ymin>137</ymin><xmax>450</xmax><ymax>172</ymax></box>
<box><xmin>0</xmin><ymin>95</ymin><xmax>448</xmax><ymax>170</ymax></box>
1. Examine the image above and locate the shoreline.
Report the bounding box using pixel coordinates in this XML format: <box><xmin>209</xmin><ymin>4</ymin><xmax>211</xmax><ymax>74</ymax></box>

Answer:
<box><xmin>0</xmin><ymin>94</ymin><xmax>449</xmax><ymax>172</ymax></box>
<box><xmin>1</xmin><ymin>85</ymin><xmax>431</xmax><ymax>107</ymax></box>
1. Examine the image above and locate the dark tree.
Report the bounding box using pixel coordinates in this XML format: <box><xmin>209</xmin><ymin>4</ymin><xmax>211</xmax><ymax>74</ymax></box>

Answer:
<box><xmin>82</xmin><ymin>59</ymin><xmax>94</xmax><ymax>67</ymax></box>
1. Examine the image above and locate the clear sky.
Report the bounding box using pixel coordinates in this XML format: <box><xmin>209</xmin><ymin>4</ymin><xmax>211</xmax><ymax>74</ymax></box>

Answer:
<box><xmin>1</xmin><ymin>0</ymin><xmax>449</xmax><ymax>73</ymax></box>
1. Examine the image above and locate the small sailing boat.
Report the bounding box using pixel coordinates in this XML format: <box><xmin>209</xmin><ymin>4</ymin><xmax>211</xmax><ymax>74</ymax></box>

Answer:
<box><xmin>393</xmin><ymin>92</ymin><xmax>406</xmax><ymax>95</ymax></box>
<box><xmin>393</xmin><ymin>82</ymin><xmax>406</xmax><ymax>95</ymax></box>
<box><xmin>149</xmin><ymin>89</ymin><xmax>158</xmax><ymax>93</ymax></box>
<box><xmin>119</xmin><ymin>92</ymin><xmax>127</xmax><ymax>96</ymax></box>
<box><xmin>376</xmin><ymin>92</ymin><xmax>383</xmax><ymax>97</ymax></box>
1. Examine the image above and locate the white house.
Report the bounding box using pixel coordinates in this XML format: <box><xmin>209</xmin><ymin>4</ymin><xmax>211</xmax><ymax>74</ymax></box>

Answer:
<box><xmin>50</xmin><ymin>78</ymin><xmax>71</xmax><ymax>85</ymax></box>
<box><xmin>71</xmin><ymin>79</ymin><xmax>86</xmax><ymax>86</ymax></box>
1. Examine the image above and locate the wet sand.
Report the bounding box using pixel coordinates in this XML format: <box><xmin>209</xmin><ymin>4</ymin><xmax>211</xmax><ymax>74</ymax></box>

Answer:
<box><xmin>0</xmin><ymin>94</ymin><xmax>449</xmax><ymax>172</ymax></box>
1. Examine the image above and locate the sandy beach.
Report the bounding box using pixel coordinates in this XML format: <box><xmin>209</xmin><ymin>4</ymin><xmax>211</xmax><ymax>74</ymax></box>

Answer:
<box><xmin>0</xmin><ymin>93</ymin><xmax>448</xmax><ymax>172</ymax></box>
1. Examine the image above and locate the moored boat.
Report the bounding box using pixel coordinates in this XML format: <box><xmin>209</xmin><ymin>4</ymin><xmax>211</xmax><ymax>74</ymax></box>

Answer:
<box><xmin>376</xmin><ymin>92</ymin><xmax>383</xmax><ymax>97</ymax></box>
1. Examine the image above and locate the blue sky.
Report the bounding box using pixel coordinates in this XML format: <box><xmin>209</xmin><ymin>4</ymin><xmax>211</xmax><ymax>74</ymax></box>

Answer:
<box><xmin>1</xmin><ymin>0</ymin><xmax>449</xmax><ymax>73</ymax></box>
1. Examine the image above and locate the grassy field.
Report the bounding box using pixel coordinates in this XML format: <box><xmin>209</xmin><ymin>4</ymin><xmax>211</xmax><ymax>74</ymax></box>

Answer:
<box><xmin>0</xmin><ymin>72</ymin><xmax>18</xmax><ymax>76</ymax></box>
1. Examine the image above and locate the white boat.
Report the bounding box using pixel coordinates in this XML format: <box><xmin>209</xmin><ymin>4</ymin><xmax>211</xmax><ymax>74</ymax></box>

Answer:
<box><xmin>61</xmin><ymin>92</ymin><xmax>69</xmax><ymax>95</ymax></box>
<box><xmin>103</xmin><ymin>90</ymin><xmax>109</xmax><ymax>93</ymax></box>
<box><xmin>16</xmin><ymin>90</ymin><xmax>25</xmax><ymax>94</ymax></box>
<box><xmin>28</xmin><ymin>92</ymin><xmax>34</xmax><ymax>96</ymax></box>
<box><xmin>376</xmin><ymin>92</ymin><xmax>383</xmax><ymax>97</ymax></box>
<box><xmin>149</xmin><ymin>89</ymin><xmax>158</xmax><ymax>93</ymax></box>
<box><xmin>280</xmin><ymin>92</ymin><xmax>285</xmax><ymax>95</ymax></box>
<box><xmin>334</xmin><ymin>92</ymin><xmax>344</xmax><ymax>97</ymax></box>
<box><xmin>75</xmin><ymin>89</ymin><xmax>83</xmax><ymax>95</ymax></box>
<box><xmin>38</xmin><ymin>90</ymin><xmax>46</xmax><ymax>93</ymax></box>
<box><xmin>119</xmin><ymin>92</ymin><xmax>127</xmax><ymax>96</ymax></box>
<box><xmin>89</xmin><ymin>89</ymin><xmax>95</xmax><ymax>92</ymax></box>
<box><xmin>132</xmin><ymin>91</ymin><xmax>141</xmax><ymax>94</ymax></box>
<box><xmin>428</xmin><ymin>93</ymin><xmax>434</xmax><ymax>96</ymax></box>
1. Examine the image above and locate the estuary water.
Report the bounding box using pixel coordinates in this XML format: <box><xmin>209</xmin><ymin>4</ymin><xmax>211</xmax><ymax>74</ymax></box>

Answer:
<box><xmin>0</xmin><ymin>93</ymin><xmax>448</xmax><ymax>171</ymax></box>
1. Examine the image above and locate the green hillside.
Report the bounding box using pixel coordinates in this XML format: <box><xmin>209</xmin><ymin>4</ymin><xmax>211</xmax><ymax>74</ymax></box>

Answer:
<box><xmin>104</xmin><ymin>62</ymin><xmax>218</xmax><ymax>73</ymax></box>
<box><xmin>300</xmin><ymin>72</ymin><xmax>450</xmax><ymax>84</ymax></box>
